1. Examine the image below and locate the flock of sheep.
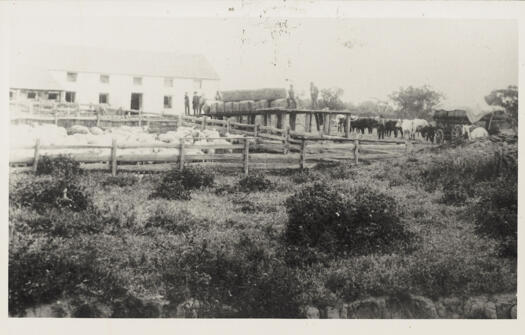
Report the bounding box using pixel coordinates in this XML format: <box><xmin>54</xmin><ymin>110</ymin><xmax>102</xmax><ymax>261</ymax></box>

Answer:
<box><xmin>9</xmin><ymin>123</ymin><xmax>245</xmax><ymax>163</ymax></box>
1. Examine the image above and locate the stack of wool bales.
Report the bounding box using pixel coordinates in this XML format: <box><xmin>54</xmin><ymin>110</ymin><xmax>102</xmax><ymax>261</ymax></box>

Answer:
<box><xmin>270</xmin><ymin>98</ymin><xmax>288</xmax><ymax>108</ymax></box>
<box><xmin>209</xmin><ymin>88</ymin><xmax>287</xmax><ymax>116</ymax></box>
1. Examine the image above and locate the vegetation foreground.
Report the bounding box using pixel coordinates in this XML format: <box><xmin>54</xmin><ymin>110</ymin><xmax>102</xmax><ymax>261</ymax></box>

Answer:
<box><xmin>9</xmin><ymin>137</ymin><xmax>517</xmax><ymax>318</ymax></box>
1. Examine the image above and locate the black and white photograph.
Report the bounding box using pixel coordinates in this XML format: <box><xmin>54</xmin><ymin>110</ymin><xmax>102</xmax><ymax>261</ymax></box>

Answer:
<box><xmin>2</xmin><ymin>0</ymin><xmax>522</xmax><ymax>330</ymax></box>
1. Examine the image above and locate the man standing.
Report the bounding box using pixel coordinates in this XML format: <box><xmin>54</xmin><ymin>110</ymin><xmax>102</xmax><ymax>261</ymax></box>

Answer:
<box><xmin>310</xmin><ymin>82</ymin><xmax>319</xmax><ymax>109</ymax></box>
<box><xmin>192</xmin><ymin>91</ymin><xmax>199</xmax><ymax>115</ymax></box>
<box><xmin>184</xmin><ymin>92</ymin><xmax>190</xmax><ymax>115</ymax></box>
<box><xmin>215</xmin><ymin>91</ymin><xmax>222</xmax><ymax>101</ymax></box>
<box><xmin>199</xmin><ymin>93</ymin><xmax>206</xmax><ymax>115</ymax></box>
<box><xmin>287</xmin><ymin>84</ymin><xmax>297</xmax><ymax>109</ymax></box>
<box><xmin>310</xmin><ymin>82</ymin><xmax>322</xmax><ymax>131</ymax></box>
<box><xmin>378</xmin><ymin>115</ymin><xmax>386</xmax><ymax>140</ymax></box>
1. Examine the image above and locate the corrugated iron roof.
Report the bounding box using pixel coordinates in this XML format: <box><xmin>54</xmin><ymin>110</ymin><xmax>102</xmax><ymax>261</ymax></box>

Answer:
<box><xmin>11</xmin><ymin>44</ymin><xmax>220</xmax><ymax>80</ymax></box>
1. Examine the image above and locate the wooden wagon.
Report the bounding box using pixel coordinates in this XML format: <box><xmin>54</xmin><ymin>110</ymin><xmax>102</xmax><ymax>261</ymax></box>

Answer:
<box><xmin>432</xmin><ymin>107</ymin><xmax>506</xmax><ymax>144</ymax></box>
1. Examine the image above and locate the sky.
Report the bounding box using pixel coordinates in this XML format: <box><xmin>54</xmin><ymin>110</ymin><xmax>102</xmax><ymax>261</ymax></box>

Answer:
<box><xmin>8</xmin><ymin>11</ymin><xmax>518</xmax><ymax>107</ymax></box>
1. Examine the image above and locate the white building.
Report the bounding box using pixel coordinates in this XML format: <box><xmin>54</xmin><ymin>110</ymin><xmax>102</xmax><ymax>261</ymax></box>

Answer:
<box><xmin>10</xmin><ymin>45</ymin><xmax>221</xmax><ymax>115</ymax></box>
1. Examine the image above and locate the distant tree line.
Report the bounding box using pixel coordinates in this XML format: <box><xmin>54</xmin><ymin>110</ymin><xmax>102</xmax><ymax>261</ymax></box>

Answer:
<box><xmin>308</xmin><ymin>84</ymin><xmax>517</xmax><ymax>123</ymax></box>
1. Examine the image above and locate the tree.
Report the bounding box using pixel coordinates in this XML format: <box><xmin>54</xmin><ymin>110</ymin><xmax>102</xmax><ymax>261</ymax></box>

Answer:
<box><xmin>389</xmin><ymin>86</ymin><xmax>443</xmax><ymax>119</ymax></box>
<box><xmin>319</xmin><ymin>87</ymin><xmax>345</xmax><ymax>110</ymax></box>
<box><xmin>355</xmin><ymin>100</ymin><xmax>395</xmax><ymax>117</ymax></box>
<box><xmin>485</xmin><ymin>85</ymin><xmax>518</xmax><ymax>129</ymax></box>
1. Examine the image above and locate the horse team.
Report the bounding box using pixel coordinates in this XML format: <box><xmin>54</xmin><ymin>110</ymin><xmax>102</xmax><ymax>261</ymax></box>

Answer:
<box><xmin>336</xmin><ymin>116</ymin><xmax>436</xmax><ymax>142</ymax></box>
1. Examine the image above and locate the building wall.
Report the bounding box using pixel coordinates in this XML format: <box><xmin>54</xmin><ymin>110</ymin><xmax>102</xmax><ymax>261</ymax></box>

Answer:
<box><xmin>48</xmin><ymin>70</ymin><xmax>220</xmax><ymax>115</ymax></box>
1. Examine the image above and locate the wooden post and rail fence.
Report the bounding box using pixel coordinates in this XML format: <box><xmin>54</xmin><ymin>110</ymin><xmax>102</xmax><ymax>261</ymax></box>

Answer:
<box><xmin>11</xmin><ymin>113</ymin><xmax>414</xmax><ymax>174</ymax></box>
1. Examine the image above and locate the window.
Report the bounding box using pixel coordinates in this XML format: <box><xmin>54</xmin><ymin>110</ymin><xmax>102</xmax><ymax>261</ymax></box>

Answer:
<box><xmin>164</xmin><ymin>77</ymin><xmax>174</xmax><ymax>87</ymax></box>
<box><xmin>48</xmin><ymin>92</ymin><xmax>58</xmax><ymax>100</ymax></box>
<box><xmin>67</xmin><ymin>72</ymin><xmax>77</xmax><ymax>82</ymax></box>
<box><xmin>9</xmin><ymin>91</ymin><xmax>13</xmax><ymax>100</ymax></box>
<box><xmin>27</xmin><ymin>92</ymin><xmax>36</xmax><ymax>99</ymax></box>
<box><xmin>100</xmin><ymin>74</ymin><xmax>110</xmax><ymax>83</ymax></box>
<box><xmin>164</xmin><ymin>95</ymin><xmax>172</xmax><ymax>109</ymax></box>
<box><xmin>133</xmin><ymin>77</ymin><xmax>142</xmax><ymax>85</ymax></box>
<box><xmin>194</xmin><ymin>79</ymin><xmax>202</xmax><ymax>89</ymax></box>
<box><xmin>65</xmin><ymin>91</ymin><xmax>76</xmax><ymax>103</ymax></box>
<box><xmin>99</xmin><ymin>93</ymin><xmax>109</xmax><ymax>104</ymax></box>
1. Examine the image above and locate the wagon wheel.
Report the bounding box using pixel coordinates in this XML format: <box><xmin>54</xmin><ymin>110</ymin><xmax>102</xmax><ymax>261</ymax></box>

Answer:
<box><xmin>451</xmin><ymin>125</ymin><xmax>463</xmax><ymax>139</ymax></box>
<box><xmin>435</xmin><ymin>129</ymin><xmax>444</xmax><ymax>144</ymax></box>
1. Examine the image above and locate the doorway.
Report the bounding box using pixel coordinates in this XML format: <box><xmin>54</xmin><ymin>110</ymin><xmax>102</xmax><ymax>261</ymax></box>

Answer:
<box><xmin>130</xmin><ymin>93</ymin><xmax>142</xmax><ymax>110</ymax></box>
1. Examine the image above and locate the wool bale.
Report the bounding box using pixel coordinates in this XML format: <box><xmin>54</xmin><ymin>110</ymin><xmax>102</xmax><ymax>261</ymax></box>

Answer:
<box><xmin>255</xmin><ymin>99</ymin><xmax>270</xmax><ymax>110</ymax></box>
<box><xmin>239</xmin><ymin>100</ymin><xmax>255</xmax><ymax>113</ymax></box>
<box><xmin>224</xmin><ymin>102</ymin><xmax>233</xmax><ymax>113</ymax></box>
<box><xmin>232</xmin><ymin>102</ymin><xmax>240</xmax><ymax>113</ymax></box>
<box><xmin>210</xmin><ymin>103</ymin><xmax>217</xmax><ymax>114</ymax></box>
<box><xmin>216</xmin><ymin>102</ymin><xmax>224</xmax><ymax>114</ymax></box>
<box><xmin>270</xmin><ymin>98</ymin><xmax>288</xmax><ymax>108</ymax></box>
<box><xmin>220</xmin><ymin>88</ymin><xmax>287</xmax><ymax>102</ymax></box>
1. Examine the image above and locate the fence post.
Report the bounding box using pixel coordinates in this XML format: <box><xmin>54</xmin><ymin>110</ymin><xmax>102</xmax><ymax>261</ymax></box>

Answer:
<box><xmin>300</xmin><ymin>139</ymin><xmax>306</xmax><ymax>170</ymax></box>
<box><xmin>345</xmin><ymin>115</ymin><xmax>351</xmax><ymax>138</ymax></box>
<box><xmin>283</xmin><ymin>127</ymin><xmax>290</xmax><ymax>154</ymax></box>
<box><xmin>354</xmin><ymin>139</ymin><xmax>359</xmax><ymax>165</ymax></box>
<box><xmin>111</xmin><ymin>139</ymin><xmax>117</xmax><ymax>176</ymax></box>
<box><xmin>254</xmin><ymin>124</ymin><xmax>259</xmax><ymax>137</ymax></box>
<box><xmin>96</xmin><ymin>113</ymin><xmax>100</xmax><ymax>127</ymax></box>
<box><xmin>32</xmin><ymin>139</ymin><xmax>40</xmax><ymax>173</ymax></box>
<box><xmin>54</xmin><ymin>112</ymin><xmax>59</xmax><ymax>126</ymax></box>
<box><xmin>226</xmin><ymin>119</ymin><xmax>231</xmax><ymax>134</ymax></box>
<box><xmin>138</xmin><ymin>110</ymin><xmax>143</xmax><ymax>127</ymax></box>
<box><xmin>179</xmin><ymin>140</ymin><xmax>185</xmax><ymax>171</ymax></box>
<box><xmin>202</xmin><ymin>116</ymin><xmax>207</xmax><ymax>130</ymax></box>
<box><xmin>243</xmin><ymin>138</ymin><xmax>249</xmax><ymax>176</ymax></box>
<box><xmin>177</xmin><ymin>114</ymin><xmax>182</xmax><ymax>130</ymax></box>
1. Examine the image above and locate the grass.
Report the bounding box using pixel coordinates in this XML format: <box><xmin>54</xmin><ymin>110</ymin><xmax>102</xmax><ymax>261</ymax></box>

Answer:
<box><xmin>8</xmin><ymin>140</ymin><xmax>517</xmax><ymax>317</ymax></box>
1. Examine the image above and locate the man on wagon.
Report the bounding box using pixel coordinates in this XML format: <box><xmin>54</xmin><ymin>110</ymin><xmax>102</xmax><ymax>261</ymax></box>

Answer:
<box><xmin>184</xmin><ymin>92</ymin><xmax>190</xmax><ymax>115</ymax></box>
<box><xmin>192</xmin><ymin>92</ymin><xmax>199</xmax><ymax>115</ymax></box>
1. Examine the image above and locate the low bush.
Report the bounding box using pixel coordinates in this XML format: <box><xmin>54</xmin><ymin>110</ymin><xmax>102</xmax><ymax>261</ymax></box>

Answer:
<box><xmin>162</xmin><ymin>234</ymin><xmax>304</xmax><ymax>318</ymax></box>
<box><xmin>36</xmin><ymin>155</ymin><xmax>82</xmax><ymax>181</ymax></box>
<box><xmin>291</xmin><ymin>169</ymin><xmax>325</xmax><ymax>184</ymax></box>
<box><xmin>237</xmin><ymin>173</ymin><xmax>275</xmax><ymax>192</ymax></box>
<box><xmin>313</xmin><ymin>161</ymin><xmax>356</xmax><ymax>180</ymax></box>
<box><xmin>285</xmin><ymin>182</ymin><xmax>413</xmax><ymax>256</ymax></box>
<box><xmin>10</xmin><ymin>178</ymin><xmax>92</xmax><ymax>213</ymax></box>
<box><xmin>102</xmin><ymin>175</ymin><xmax>139</xmax><ymax>188</ymax></box>
<box><xmin>9</xmin><ymin>235</ymin><xmax>125</xmax><ymax>316</ymax></box>
<box><xmin>472</xmin><ymin>179</ymin><xmax>517</xmax><ymax>257</ymax></box>
<box><xmin>17</xmin><ymin>209</ymin><xmax>104</xmax><ymax>238</ymax></box>
<box><xmin>168</xmin><ymin>166</ymin><xmax>215</xmax><ymax>190</ymax></box>
<box><xmin>150</xmin><ymin>167</ymin><xmax>215</xmax><ymax>200</ymax></box>
<box><xmin>149</xmin><ymin>180</ymin><xmax>191</xmax><ymax>201</ymax></box>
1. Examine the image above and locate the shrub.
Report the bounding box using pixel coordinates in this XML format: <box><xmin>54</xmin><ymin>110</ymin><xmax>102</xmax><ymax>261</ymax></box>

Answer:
<box><xmin>237</xmin><ymin>173</ymin><xmax>275</xmax><ymax>192</ymax></box>
<box><xmin>291</xmin><ymin>169</ymin><xmax>324</xmax><ymax>184</ymax></box>
<box><xmin>149</xmin><ymin>167</ymin><xmax>214</xmax><ymax>200</ymax></box>
<box><xmin>102</xmin><ymin>175</ymin><xmax>139</xmax><ymax>188</ymax></box>
<box><xmin>19</xmin><ymin>209</ymin><xmax>104</xmax><ymax>238</ymax></box>
<box><xmin>313</xmin><ymin>161</ymin><xmax>356</xmax><ymax>180</ymax></box>
<box><xmin>10</xmin><ymin>178</ymin><xmax>92</xmax><ymax>213</ymax></box>
<box><xmin>9</xmin><ymin>235</ymin><xmax>125</xmax><ymax>316</ymax></box>
<box><xmin>167</xmin><ymin>166</ymin><xmax>215</xmax><ymax>190</ymax></box>
<box><xmin>472</xmin><ymin>179</ymin><xmax>517</xmax><ymax>257</ymax></box>
<box><xmin>285</xmin><ymin>182</ymin><xmax>412</xmax><ymax>256</ymax></box>
<box><xmin>36</xmin><ymin>155</ymin><xmax>82</xmax><ymax>181</ymax></box>
<box><xmin>162</xmin><ymin>234</ymin><xmax>304</xmax><ymax>318</ymax></box>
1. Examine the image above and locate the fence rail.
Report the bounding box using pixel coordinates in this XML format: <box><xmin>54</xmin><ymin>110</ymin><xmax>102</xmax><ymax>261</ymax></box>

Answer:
<box><xmin>10</xmin><ymin>113</ymin><xmax>420</xmax><ymax>174</ymax></box>
<box><xmin>13</xmin><ymin>137</ymin><xmax>254</xmax><ymax>176</ymax></box>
